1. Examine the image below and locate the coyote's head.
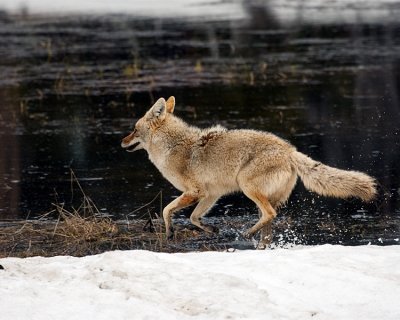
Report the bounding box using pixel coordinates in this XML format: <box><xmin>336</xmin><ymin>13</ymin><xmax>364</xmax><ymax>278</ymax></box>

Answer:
<box><xmin>121</xmin><ymin>96</ymin><xmax>175</xmax><ymax>152</ymax></box>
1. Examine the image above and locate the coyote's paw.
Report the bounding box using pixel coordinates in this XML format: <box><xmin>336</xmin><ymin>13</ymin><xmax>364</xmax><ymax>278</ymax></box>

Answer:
<box><xmin>256</xmin><ymin>242</ymin><xmax>267</xmax><ymax>250</ymax></box>
<box><xmin>242</xmin><ymin>230</ymin><xmax>254</xmax><ymax>240</ymax></box>
<box><xmin>166</xmin><ymin>227</ymin><xmax>174</xmax><ymax>240</ymax></box>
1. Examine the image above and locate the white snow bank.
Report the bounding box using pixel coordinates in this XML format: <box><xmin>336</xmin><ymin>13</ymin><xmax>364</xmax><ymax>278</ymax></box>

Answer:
<box><xmin>1</xmin><ymin>0</ymin><xmax>399</xmax><ymax>24</ymax></box>
<box><xmin>0</xmin><ymin>0</ymin><xmax>245</xmax><ymax>20</ymax></box>
<box><xmin>0</xmin><ymin>245</ymin><xmax>399</xmax><ymax>320</ymax></box>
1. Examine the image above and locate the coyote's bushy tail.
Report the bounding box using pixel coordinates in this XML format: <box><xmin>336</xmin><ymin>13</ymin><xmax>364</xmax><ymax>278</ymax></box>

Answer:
<box><xmin>291</xmin><ymin>151</ymin><xmax>376</xmax><ymax>202</ymax></box>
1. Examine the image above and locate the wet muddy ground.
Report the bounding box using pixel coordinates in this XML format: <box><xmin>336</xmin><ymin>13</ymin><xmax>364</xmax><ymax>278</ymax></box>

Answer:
<box><xmin>0</xmin><ymin>1</ymin><xmax>399</xmax><ymax>252</ymax></box>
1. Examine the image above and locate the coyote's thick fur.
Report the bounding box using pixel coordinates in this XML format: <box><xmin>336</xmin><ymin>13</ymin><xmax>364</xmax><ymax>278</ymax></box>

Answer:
<box><xmin>122</xmin><ymin>97</ymin><xmax>376</xmax><ymax>248</ymax></box>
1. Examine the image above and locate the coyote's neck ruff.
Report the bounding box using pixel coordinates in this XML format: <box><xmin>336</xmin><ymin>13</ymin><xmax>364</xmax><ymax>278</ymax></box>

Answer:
<box><xmin>122</xmin><ymin>97</ymin><xmax>376</xmax><ymax>249</ymax></box>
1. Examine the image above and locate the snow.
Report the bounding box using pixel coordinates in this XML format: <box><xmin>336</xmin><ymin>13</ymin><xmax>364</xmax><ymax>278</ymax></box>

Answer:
<box><xmin>0</xmin><ymin>245</ymin><xmax>399</xmax><ymax>320</ymax></box>
<box><xmin>1</xmin><ymin>0</ymin><xmax>399</xmax><ymax>24</ymax></box>
<box><xmin>0</xmin><ymin>0</ymin><xmax>246</xmax><ymax>20</ymax></box>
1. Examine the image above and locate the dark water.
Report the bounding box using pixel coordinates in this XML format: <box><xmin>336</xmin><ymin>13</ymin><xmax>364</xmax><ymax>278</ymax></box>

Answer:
<box><xmin>1</xmin><ymin>1</ymin><xmax>399</xmax><ymax>246</ymax></box>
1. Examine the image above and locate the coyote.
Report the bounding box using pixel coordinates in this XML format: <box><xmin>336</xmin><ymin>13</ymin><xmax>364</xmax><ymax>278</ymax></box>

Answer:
<box><xmin>121</xmin><ymin>96</ymin><xmax>376</xmax><ymax>248</ymax></box>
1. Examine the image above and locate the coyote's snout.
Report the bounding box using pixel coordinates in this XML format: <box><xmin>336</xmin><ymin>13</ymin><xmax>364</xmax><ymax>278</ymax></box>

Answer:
<box><xmin>122</xmin><ymin>96</ymin><xmax>376</xmax><ymax>248</ymax></box>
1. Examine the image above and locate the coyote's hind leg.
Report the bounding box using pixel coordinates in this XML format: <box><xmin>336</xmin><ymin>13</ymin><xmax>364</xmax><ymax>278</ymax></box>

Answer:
<box><xmin>257</xmin><ymin>199</ymin><xmax>280</xmax><ymax>249</ymax></box>
<box><xmin>241</xmin><ymin>190</ymin><xmax>277</xmax><ymax>241</ymax></box>
<box><xmin>257</xmin><ymin>220</ymin><xmax>273</xmax><ymax>249</ymax></box>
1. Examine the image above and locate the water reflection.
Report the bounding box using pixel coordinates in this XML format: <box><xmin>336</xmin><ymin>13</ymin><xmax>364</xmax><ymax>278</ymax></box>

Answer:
<box><xmin>0</xmin><ymin>87</ymin><xmax>20</xmax><ymax>219</ymax></box>
<box><xmin>0</xmin><ymin>1</ymin><xmax>399</xmax><ymax>245</ymax></box>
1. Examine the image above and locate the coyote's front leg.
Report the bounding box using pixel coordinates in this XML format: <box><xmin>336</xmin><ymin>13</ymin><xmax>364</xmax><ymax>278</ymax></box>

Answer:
<box><xmin>163</xmin><ymin>193</ymin><xmax>199</xmax><ymax>239</ymax></box>
<box><xmin>189</xmin><ymin>195</ymin><xmax>219</xmax><ymax>234</ymax></box>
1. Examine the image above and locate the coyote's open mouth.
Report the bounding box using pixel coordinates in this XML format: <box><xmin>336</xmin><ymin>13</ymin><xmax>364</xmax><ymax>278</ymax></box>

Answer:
<box><xmin>124</xmin><ymin>142</ymin><xmax>140</xmax><ymax>152</ymax></box>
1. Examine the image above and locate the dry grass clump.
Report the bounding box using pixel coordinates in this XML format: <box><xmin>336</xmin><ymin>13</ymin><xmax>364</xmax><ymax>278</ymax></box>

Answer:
<box><xmin>57</xmin><ymin>213</ymin><xmax>118</xmax><ymax>241</ymax></box>
<box><xmin>0</xmin><ymin>215</ymin><xmax>167</xmax><ymax>258</ymax></box>
<box><xmin>50</xmin><ymin>201</ymin><xmax>118</xmax><ymax>243</ymax></box>
<box><xmin>0</xmin><ymin>204</ymin><xmax>179</xmax><ymax>258</ymax></box>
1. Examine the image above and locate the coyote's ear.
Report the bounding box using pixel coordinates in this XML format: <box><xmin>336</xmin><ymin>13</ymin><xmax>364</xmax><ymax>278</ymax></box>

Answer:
<box><xmin>148</xmin><ymin>97</ymin><xmax>167</xmax><ymax>121</ymax></box>
<box><xmin>166</xmin><ymin>96</ymin><xmax>175</xmax><ymax>113</ymax></box>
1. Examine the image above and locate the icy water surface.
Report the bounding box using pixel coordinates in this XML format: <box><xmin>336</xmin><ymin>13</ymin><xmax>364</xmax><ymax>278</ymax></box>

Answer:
<box><xmin>0</xmin><ymin>1</ymin><xmax>399</xmax><ymax>247</ymax></box>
